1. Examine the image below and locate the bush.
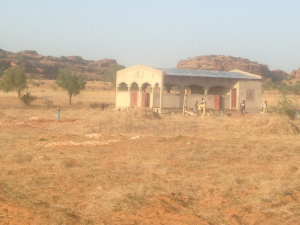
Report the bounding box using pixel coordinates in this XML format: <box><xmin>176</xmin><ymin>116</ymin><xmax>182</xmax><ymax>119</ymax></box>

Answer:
<box><xmin>0</xmin><ymin>68</ymin><xmax>3</xmax><ymax>78</ymax></box>
<box><xmin>0</xmin><ymin>51</ymin><xmax>7</xmax><ymax>58</ymax></box>
<box><xmin>44</xmin><ymin>99</ymin><xmax>53</xmax><ymax>109</ymax></box>
<box><xmin>0</xmin><ymin>66</ymin><xmax>27</xmax><ymax>98</ymax></box>
<box><xmin>277</xmin><ymin>96</ymin><xmax>296</xmax><ymax>120</ymax></box>
<box><xmin>90</xmin><ymin>103</ymin><xmax>99</xmax><ymax>108</ymax></box>
<box><xmin>60</xmin><ymin>56</ymin><xmax>67</xmax><ymax>62</ymax></box>
<box><xmin>21</xmin><ymin>92</ymin><xmax>36</xmax><ymax>105</ymax></box>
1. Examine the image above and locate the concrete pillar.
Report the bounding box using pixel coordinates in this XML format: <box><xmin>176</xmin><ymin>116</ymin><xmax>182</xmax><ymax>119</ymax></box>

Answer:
<box><xmin>229</xmin><ymin>89</ymin><xmax>232</xmax><ymax>109</ymax></box>
<box><xmin>137</xmin><ymin>86</ymin><xmax>142</xmax><ymax>107</ymax></box>
<box><xmin>204</xmin><ymin>88</ymin><xmax>209</xmax><ymax>95</ymax></box>
<box><xmin>150</xmin><ymin>86</ymin><xmax>154</xmax><ymax>108</ymax></box>
<box><xmin>179</xmin><ymin>86</ymin><xmax>185</xmax><ymax>108</ymax></box>
<box><xmin>159</xmin><ymin>75</ymin><xmax>164</xmax><ymax>114</ymax></box>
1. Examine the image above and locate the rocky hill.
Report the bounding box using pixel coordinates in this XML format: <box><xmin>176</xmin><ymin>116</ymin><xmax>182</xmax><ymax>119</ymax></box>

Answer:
<box><xmin>177</xmin><ymin>55</ymin><xmax>289</xmax><ymax>81</ymax></box>
<box><xmin>270</xmin><ymin>69</ymin><xmax>289</xmax><ymax>80</ymax></box>
<box><xmin>0</xmin><ymin>49</ymin><xmax>117</xmax><ymax>81</ymax></box>
<box><xmin>290</xmin><ymin>69</ymin><xmax>300</xmax><ymax>79</ymax></box>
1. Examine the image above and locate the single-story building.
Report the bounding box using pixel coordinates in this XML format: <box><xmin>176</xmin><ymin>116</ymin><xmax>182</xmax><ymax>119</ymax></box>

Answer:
<box><xmin>116</xmin><ymin>64</ymin><xmax>262</xmax><ymax>113</ymax></box>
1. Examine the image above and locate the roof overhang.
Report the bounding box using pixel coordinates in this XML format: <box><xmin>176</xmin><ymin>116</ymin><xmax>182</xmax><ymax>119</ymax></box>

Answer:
<box><xmin>158</xmin><ymin>68</ymin><xmax>262</xmax><ymax>80</ymax></box>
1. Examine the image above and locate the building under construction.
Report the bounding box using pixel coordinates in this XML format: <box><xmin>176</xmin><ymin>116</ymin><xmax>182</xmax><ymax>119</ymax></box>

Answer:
<box><xmin>115</xmin><ymin>64</ymin><xmax>262</xmax><ymax>113</ymax></box>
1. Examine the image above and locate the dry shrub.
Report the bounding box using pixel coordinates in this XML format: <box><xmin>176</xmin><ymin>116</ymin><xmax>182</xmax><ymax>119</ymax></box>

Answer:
<box><xmin>90</xmin><ymin>102</ymin><xmax>99</xmax><ymax>108</ymax></box>
<box><xmin>124</xmin><ymin>108</ymin><xmax>160</xmax><ymax>120</ymax></box>
<box><xmin>63</xmin><ymin>157</ymin><xmax>81</xmax><ymax>168</ymax></box>
<box><xmin>223</xmin><ymin>115</ymin><xmax>300</xmax><ymax>135</ymax></box>
<box><xmin>0</xmin><ymin>111</ymin><xmax>5</xmax><ymax>118</ymax></box>
<box><xmin>13</xmin><ymin>152</ymin><xmax>33</xmax><ymax>163</ymax></box>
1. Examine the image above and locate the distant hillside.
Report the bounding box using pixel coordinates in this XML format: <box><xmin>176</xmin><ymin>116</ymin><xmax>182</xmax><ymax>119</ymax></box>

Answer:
<box><xmin>0</xmin><ymin>49</ymin><xmax>118</xmax><ymax>81</ymax></box>
<box><xmin>177</xmin><ymin>55</ymin><xmax>289</xmax><ymax>81</ymax></box>
<box><xmin>290</xmin><ymin>69</ymin><xmax>300</xmax><ymax>79</ymax></box>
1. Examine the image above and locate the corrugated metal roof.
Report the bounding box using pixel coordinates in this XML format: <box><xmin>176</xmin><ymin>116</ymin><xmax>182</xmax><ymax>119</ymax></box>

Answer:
<box><xmin>158</xmin><ymin>68</ymin><xmax>261</xmax><ymax>80</ymax></box>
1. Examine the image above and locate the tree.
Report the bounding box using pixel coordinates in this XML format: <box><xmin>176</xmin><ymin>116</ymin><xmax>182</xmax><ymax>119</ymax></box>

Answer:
<box><xmin>102</xmin><ymin>63</ymin><xmax>125</xmax><ymax>88</ymax></box>
<box><xmin>0</xmin><ymin>68</ymin><xmax>4</xmax><ymax>78</ymax></box>
<box><xmin>0</xmin><ymin>51</ymin><xmax>7</xmax><ymax>58</ymax></box>
<box><xmin>56</xmin><ymin>67</ymin><xmax>86</xmax><ymax>104</ymax></box>
<box><xmin>0</xmin><ymin>66</ymin><xmax>27</xmax><ymax>98</ymax></box>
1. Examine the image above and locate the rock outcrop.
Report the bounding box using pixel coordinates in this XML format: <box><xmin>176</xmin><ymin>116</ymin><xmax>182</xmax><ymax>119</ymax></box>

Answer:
<box><xmin>270</xmin><ymin>69</ymin><xmax>289</xmax><ymax>80</ymax></box>
<box><xmin>177</xmin><ymin>55</ymin><xmax>288</xmax><ymax>80</ymax></box>
<box><xmin>0</xmin><ymin>49</ymin><xmax>118</xmax><ymax>81</ymax></box>
<box><xmin>290</xmin><ymin>69</ymin><xmax>300</xmax><ymax>79</ymax></box>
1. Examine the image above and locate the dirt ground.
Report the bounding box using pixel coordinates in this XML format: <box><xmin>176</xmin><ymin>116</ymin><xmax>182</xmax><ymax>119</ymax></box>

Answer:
<box><xmin>1</xmin><ymin>81</ymin><xmax>300</xmax><ymax>225</ymax></box>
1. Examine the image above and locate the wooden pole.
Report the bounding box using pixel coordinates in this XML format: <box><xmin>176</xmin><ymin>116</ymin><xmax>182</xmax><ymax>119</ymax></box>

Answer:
<box><xmin>183</xmin><ymin>89</ymin><xmax>187</xmax><ymax>115</ymax></box>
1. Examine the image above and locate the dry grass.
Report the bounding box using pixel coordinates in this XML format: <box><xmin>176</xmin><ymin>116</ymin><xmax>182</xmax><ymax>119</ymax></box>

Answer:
<box><xmin>0</xmin><ymin>81</ymin><xmax>300</xmax><ymax>224</ymax></box>
<box><xmin>124</xmin><ymin>108</ymin><xmax>161</xmax><ymax>120</ymax></box>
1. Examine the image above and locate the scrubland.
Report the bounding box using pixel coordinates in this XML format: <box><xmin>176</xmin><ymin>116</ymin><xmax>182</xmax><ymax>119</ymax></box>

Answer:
<box><xmin>0</xmin><ymin>81</ymin><xmax>300</xmax><ymax>225</ymax></box>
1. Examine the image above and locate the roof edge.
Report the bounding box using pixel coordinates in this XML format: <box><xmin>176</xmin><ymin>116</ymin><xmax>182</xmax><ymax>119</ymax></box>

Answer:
<box><xmin>117</xmin><ymin>64</ymin><xmax>163</xmax><ymax>74</ymax></box>
<box><xmin>230</xmin><ymin>69</ymin><xmax>262</xmax><ymax>79</ymax></box>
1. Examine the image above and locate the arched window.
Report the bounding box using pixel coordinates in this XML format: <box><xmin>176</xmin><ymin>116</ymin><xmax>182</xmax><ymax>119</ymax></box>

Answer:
<box><xmin>130</xmin><ymin>82</ymin><xmax>139</xmax><ymax>92</ymax></box>
<box><xmin>117</xmin><ymin>82</ymin><xmax>128</xmax><ymax>91</ymax></box>
<box><xmin>141</xmin><ymin>82</ymin><xmax>152</xmax><ymax>92</ymax></box>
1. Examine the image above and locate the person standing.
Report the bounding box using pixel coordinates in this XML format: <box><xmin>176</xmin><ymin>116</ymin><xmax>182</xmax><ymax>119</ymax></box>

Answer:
<box><xmin>240</xmin><ymin>100</ymin><xmax>246</xmax><ymax>117</ymax></box>
<box><xmin>261</xmin><ymin>101</ymin><xmax>267</xmax><ymax>114</ymax></box>
<box><xmin>198</xmin><ymin>98</ymin><xmax>206</xmax><ymax>115</ymax></box>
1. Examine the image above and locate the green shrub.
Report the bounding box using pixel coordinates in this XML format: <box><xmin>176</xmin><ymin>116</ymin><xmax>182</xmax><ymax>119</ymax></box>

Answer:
<box><xmin>277</xmin><ymin>96</ymin><xmax>296</xmax><ymax>120</ymax></box>
<box><xmin>21</xmin><ymin>92</ymin><xmax>36</xmax><ymax>105</ymax></box>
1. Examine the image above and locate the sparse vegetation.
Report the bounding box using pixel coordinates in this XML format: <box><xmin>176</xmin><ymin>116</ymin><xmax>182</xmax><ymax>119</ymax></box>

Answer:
<box><xmin>0</xmin><ymin>79</ymin><xmax>300</xmax><ymax>224</ymax></box>
<box><xmin>102</xmin><ymin>63</ymin><xmax>125</xmax><ymax>88</ymax></box>
<box><xmin>20</xmin><ymin>92</ymin><xmax>37</xmax><ymax>105</ymax></box>
<box><xmin>0</xmin><ymin>51</ymin><xmax>7</xmax><ymax>58</ymax></box>
<box><xmin>263</xmin><ymin>79</ymin><xmax>300</xmax><ymax>95</ymax></box>
<box><xmin>0</xmin><ymin>66</ymin><xmax>27</xmax><ymax>98</ymax></box>
<box><xmin>0</xmin><ymin>67</ymin><xmax>4</xmax><ymax>78</ymax></box>
<box><xmin>277</xmin><ymin>95</ymin><xmax>297</xmax><ymax>119</ymax></box>
<box><xmin>56</xmin><ymin>67</ymin><xmax>86</xmax><ymax>104</ymax></box>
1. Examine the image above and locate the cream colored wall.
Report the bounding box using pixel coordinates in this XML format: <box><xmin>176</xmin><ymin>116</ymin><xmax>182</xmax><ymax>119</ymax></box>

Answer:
<box><xmin>116</xmin><ymin>64</ymin><xmax>163</xmax><ymax>89</ymax></box>
<box><xmin>116</xmin><ymin>92</ymin><xmax>131</xmax><ymax>107</ymax></box>
<box><xmin>115</xmin><ymin>65</ymin><xmax>164</xmax><ymax>109</ymax></box>
<box><xmin>237</xmin><ymin>80</ymin><xmax>262</xmax><ymax>113</ymax></box>
<box><xmin>162</xmin><ymin>94</ymin><xmax>181</xmax><ymax>108</ymax></box>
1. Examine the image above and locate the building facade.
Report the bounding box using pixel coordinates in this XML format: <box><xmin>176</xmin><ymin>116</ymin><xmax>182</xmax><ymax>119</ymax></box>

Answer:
<box><xmin>116</xmin><ymin>65</ymin><xmax>262</xmax><ymax>113</ymax></box>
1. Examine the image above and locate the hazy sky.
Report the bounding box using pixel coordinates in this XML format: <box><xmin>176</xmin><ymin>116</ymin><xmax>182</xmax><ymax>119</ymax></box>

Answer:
<box><xmin>1</xmin><ymin>0</ymin><xmax>299</xmax><ymax>73</ymax></box>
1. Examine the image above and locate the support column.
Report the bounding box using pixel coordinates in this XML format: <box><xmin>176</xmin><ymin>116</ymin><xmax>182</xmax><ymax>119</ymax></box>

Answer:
<box><xmin>183</xmin><ymin>89</ymin><xmax>187</xmax><ymax>115</ymax></box>
<box><xmin>204</xmin><ymin>88</ymin><xmax>209</xmax><ymax>95</ymax></box>
<box><xmin>159</xmin><ymin>75</ymin><xmax>164</xmax><ymax>114</ymax></box>
<box><xmin>179</xmin><ymin>86</ymin><xmax>185</xmax><ymax>108</ymax></box>
<box><xmin>150</xmin><ymin>86</ymin><xmax>154</xmax><ymax>108</ymax></box>
<box><xmin>137</xmin><ymin>86</ymin><xmax>142</xmax><ymax>107</ymax></box>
